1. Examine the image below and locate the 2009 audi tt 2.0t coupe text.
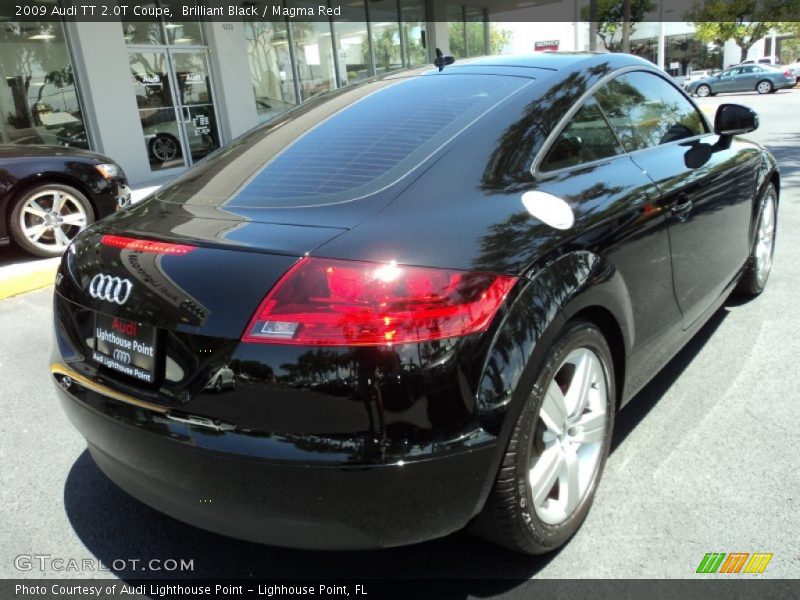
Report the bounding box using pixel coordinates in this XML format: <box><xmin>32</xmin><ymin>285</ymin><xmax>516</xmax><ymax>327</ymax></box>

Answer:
<box><xmin>50</xmin><ymin>53</ymin><xmax>779</xmax><ymax>554</ymax></box>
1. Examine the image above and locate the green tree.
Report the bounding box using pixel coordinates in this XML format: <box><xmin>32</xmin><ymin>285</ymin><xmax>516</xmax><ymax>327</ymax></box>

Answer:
<box><xmin>685</xmin><ymin>0</ymin><xmax>800</xmax><ymax>63</ymax></box>
<box><xmin>580</xmin><ymin>0</ymin><xmax>655</xmax><ymax>52</ymax></box>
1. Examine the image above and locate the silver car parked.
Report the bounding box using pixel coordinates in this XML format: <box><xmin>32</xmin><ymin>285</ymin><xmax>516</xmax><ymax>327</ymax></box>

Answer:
<box><xmin>687</xmin><ymin>64</ymin><xmax>796</xmax><ymax>97</ymax></box>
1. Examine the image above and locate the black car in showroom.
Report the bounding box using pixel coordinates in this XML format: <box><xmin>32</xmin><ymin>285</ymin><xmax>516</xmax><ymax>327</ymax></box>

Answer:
<box><xmin>0</xmin><ymin>145</ymin><xmax>130</xmax><ymax>257</ymax></box>
<box><xmin>50</xmin><ymin>53</ymin><xmax>778</xmax><ymax>554</ymax></box>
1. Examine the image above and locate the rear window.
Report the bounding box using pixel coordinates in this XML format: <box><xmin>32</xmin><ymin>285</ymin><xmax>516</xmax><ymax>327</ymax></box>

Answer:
<box><xmin>225</xmin><ymin>75</ymin><xmax>530</xmax><ymax>208</ymax></box>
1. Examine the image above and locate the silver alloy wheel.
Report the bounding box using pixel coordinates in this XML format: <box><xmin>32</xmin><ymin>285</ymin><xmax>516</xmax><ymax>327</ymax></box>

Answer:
<box><xmin>755</xmin><ymin>189</ymin><xmax>777</xmax><ymax>286</ymax></box>
<box><xmin>696</xmin><ymin>85</ymin><xmax>710</xmax><ymax>97</ymax></box>
<box><xmin>151</xmin><ymin>136</ymin><xmax>178</xmax><ymax>161</ymax></box>
<box><xmin>530</xmin><ymin>347</ymin><xmax>607</xmax><ymax>526</ymax></box>
<box><xmin>18</xmin><ymin>189</ymin><xmax>88</xmax><ymax>252</ymax></box>
<box><xmin>757</xmin><ymin>80</ymin><xmax>772</xmax><ymax>94</ymax></box>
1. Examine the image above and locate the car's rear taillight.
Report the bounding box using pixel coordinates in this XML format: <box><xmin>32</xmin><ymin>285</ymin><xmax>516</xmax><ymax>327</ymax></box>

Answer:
<box><xmin>242</xmin><ymin>257</ymin><xmax>517</xmax><ymax>346</ymax></box>
<box><xmin>101</xmin><ymin>234</ymin><xmax>196</xmax><ymax>255</ymax></box>
<box><xmin>784</xmin><ymin>69</ymin><xmax>793</xmax><ymax>77</ymax></box>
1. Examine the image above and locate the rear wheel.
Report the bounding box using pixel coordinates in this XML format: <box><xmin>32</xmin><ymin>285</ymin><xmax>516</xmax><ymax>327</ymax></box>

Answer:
<box><xmin>756</xmin><ymin>80</ymin><xmax>773</xmax><ymax>94</ymax></box>
<box><xmin>9</xmin><ymin>183</ymin><xmax>94</xmax><ymax>257</ymax></box>
<box><xmin>736</xmin><ymin>183</ymin><xmax>777</xmax><ymax>296</ymax></box>
<box><xmin>470</xmin><ymin>321</ymin><xmax>615</xmax><ymax>554</ymax></box>
<box><xmin>696</xmin><ymin>84</ymin><xmax>711</xmax><ymax>97</ymax></box>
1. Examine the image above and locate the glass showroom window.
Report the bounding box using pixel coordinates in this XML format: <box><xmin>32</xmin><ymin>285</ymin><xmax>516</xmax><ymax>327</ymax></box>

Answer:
<box><xmin>400</xmin><ymin>0</ymin><xmax>427</xmax><ymax>66</ymax></box>
<box><xmin>465</xmin><ymin>8</ymin><xmax>488</xmax><ymax>57</ymax></box>
<box><xmin>447</xmin><ymin>4</ymin><xmax>466</xmax><ymax>59</ymax></box>
<box><xmin>333</xmin><ymin>1</ymin><xmax>372</xmax><ymax>86</ymax></box>
<box><xmin>288</xmin><ymin>2</ymin><xmax>336</xmax><ymax>100</ymax></box>
<box><xmin>0</xmin><ymin>22</ymin><xmax>89</xmax><ymax>148</ymax></box>
<box><xmin>246</xmin><ymin>21</ymin><xmax>298</xmax><ymax>123</ymax></box>
<box><xmin>370</xmin><ymin>0</ymin><xmax>403</xmax><ymax>74</ymax></box>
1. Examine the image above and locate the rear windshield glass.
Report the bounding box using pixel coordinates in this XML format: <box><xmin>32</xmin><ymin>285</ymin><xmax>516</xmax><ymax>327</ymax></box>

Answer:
<box><xmin>222</xmin><ymin>75</ymin><xmax>530</xmax><ymax>208</ymax></box>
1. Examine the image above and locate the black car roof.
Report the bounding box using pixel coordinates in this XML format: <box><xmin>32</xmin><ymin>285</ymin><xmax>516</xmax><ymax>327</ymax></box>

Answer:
<box><xmin>439</xmin><ymin>52</ymin><xmax>652</xmax><ymax>77</ymax></box>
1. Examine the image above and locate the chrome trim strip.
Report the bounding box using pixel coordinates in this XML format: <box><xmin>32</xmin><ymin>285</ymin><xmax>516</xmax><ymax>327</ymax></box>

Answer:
<box><xmin>50</xmin><ymin>363</ymin><xmax>168</xmax><ymax>414</ymax></box>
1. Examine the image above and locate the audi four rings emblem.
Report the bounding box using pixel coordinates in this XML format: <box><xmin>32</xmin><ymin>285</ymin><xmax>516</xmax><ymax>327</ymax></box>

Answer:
<box><xmin>113</xmin><ymin>349</ymin><xmax>132</xmax><ymax>364</ymax></box>
<box><xmin>88</xmin><ymin>274</ymin><xmax>134</xmax><ymax>305</ymax></box>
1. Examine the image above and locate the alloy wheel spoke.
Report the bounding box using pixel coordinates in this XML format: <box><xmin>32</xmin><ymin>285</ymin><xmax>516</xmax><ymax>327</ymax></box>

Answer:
<box><xmin>530</xmin><ymin>445</ymin><xmax>564</xmax><ymax>507</ymax></box>
<box><xmin>562</xmin><ymin>449</ymin><xmax>581</xmax><ymax>514</ymax></box>
<box><xmin>23</xmin><ymin>202</ymin><xmax>48</xmax><ymax>219</ymax></box>
<box><xmin>24</xmin><ymin>223</ymin><xmax>48</xmax><ymax>241</ymax></box>
<box><xmin>61</xmin><ymin>213</ymin><xmax>86</xmax><ymax>227</ymax></box>
<box><xmin>54</xmin><ymin>227</ymin><xmax>71</xmax><ymax>247</ymax></box>
<box><xmin>565</xmin><ymin>352</ymin><xmax>594</xmax><ymax>417</ymax></box>
<box><xmin>51</xmin><ymin>191</ymin><xmax>65</xmax><ymax>214</ymax></box>
<box><xmin>541</xmin><ymin>383</ymin><xmax>567</xmax><ymax>434</ymax></box>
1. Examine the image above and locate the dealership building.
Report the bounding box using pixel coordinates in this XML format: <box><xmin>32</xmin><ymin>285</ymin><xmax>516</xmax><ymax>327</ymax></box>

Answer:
<box><xmin>0</xmin><ymin>1</ymin><xmax>500</xmax><ymax>186</ymax></box>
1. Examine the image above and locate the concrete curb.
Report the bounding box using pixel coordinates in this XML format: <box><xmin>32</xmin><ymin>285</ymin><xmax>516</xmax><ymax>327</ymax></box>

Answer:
<box><xmin>0</xmin><ymin>264</ymin><xmax>57</xmax><ymax>299</ymax></box>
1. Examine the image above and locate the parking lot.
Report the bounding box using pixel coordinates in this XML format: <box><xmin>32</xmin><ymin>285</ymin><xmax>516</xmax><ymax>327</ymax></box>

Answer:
<box><xmin>0</xmin><ymin>88</ymin><xmax>798</xmax><ymax>583</ymax></box>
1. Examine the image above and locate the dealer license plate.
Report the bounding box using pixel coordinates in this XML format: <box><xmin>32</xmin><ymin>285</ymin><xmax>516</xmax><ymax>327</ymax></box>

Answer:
<box><xmin>93</xmin><ymin>313</ymin><xmax>158</xmax><ymax>383</ymax></box>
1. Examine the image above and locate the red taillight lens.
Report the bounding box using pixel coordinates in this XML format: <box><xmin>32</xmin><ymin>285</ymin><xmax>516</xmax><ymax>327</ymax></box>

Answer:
<box><xmin>784</xmin><ymin>69</ymin><xmax>793</xmax><ymax>77</ymax></box>
<box><xmin>242</xmin><ymin>257</ymin><xmax>517</xmax><ymax>346</ymax></box>
<box><xmin>101</xmin><ymin>234</ymin><xmax>196</xmax><ymax>255</ymax></box>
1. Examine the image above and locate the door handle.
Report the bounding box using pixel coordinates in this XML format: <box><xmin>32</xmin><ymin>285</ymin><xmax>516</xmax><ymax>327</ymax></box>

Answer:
<box><xmin>671</xmin><ymin>194</ymin><xmax>693</xmax><ymax>221</ymax></box>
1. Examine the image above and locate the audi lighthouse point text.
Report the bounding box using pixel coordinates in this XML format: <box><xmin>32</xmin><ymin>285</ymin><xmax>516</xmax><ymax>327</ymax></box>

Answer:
<box><xmin>50</xmin><ymin>53</ymin><xmax>778</xmax><ymax>554</ymax></box>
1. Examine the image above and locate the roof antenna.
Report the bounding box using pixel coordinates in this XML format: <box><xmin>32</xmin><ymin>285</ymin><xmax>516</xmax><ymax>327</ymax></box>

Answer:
<box><xmin>434</xmin><ymin>48</ymin><xmax>455</xmax><ymax>71</ymax></box>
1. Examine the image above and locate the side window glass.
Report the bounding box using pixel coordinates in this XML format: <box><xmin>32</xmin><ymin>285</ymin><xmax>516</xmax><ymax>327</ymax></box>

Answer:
<box><xmin>595</xmin><ymin>71</ymin><xmax>707</xmax><ymax>151</ymax></box>
<box><xmin>539</xmin><ymin>98</ymin><xmax>623</xmax><ymax>172</ymax></box>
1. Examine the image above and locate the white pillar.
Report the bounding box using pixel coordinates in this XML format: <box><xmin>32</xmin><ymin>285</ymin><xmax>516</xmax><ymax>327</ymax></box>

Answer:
<box><xmin>770</xmin><ymin>29</ymin><xmax>777</xmax><ymax>60</ymax></box>
<box><xmin>65</xmin><ymin>21</ymin><xmax>151</xmax><ymax>185</ymax></box>
<box><xmin>657</xmin><ymin>21</ymin><xmax>665</xmax><ymax>70</ymax></box>
<box><xmin>205</xmin><ymin>22</ymin><xmax>259</xmax><ymax>142</ymax></box>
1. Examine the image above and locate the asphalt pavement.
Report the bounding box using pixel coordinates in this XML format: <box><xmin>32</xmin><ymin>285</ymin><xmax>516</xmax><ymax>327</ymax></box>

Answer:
<box><xmin>0</xmin><ymin>89</ymin><xmax>798</xmax><ymax>584</ymax></box>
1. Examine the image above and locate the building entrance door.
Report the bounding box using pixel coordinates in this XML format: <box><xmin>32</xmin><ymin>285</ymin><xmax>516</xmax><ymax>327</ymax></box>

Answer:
<box><xmin>128</xmin><ymin>48</ymin><xmax>220</xmax><ymax>173</ymax></box>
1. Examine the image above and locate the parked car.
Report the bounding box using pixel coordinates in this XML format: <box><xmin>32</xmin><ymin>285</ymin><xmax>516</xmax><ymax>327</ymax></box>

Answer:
<box><xmin>682</xmin><ymin>69</ymin><xmax>712</xmax><ymax>89</ymax></box>
<box><xmin>783</xmin><ymin>61</ymin><xmax>800</xmax><ymax>84</ymax></box>
<box><xmin>687</xmin><ymin>64</ymin><xmax>796</xmax><ymax>96</ymax></box>
<box><xmin>51</xmin><ymin>53</ymin><xmax>778</xmax><ymax>555</ymax></box>
<box><xmin>742</xmin><ymin>56</ymin><xmax>782</xmax><ymax>66</ymax></box>
<box><xmin>0</xmin><ymin>146</ymin><xmax>130</xmax><ymax>257</ymax></box>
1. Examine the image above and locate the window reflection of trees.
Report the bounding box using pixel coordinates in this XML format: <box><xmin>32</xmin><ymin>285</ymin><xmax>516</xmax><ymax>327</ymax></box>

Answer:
<box><xmin>595</xmin><ymin>73</ymin><xmax>706</xmax><ymax>151</ymax></box>
<box><xmin>0</xmin><ymin>22</ymin><xmax>88</xmax><ymax>147</ymax></box>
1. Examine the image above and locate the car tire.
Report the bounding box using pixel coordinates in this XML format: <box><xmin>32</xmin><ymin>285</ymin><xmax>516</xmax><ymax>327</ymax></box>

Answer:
<box><xmin>9</xmin><ymin>183</ymin><xmax>94</xmax><ymax>258</ymax></box>
<box><xmin>470</xmin><ymin>320</ymin><xmax>616</xmax><ymax>554</ymax></box>
<box><xmin>149</xmin><ymin>134</ymin><xmax>180</xmax><ymax>163</ymax></box>
<box><xmin>696</xmin><ymin>84</ymin><xmax>711</xmax><ymax>97</ymax></box>
<box><xmin>736</xmin><ymin>183</ymin><xmax>777</xmax><ymax>297</ymax></box>
<box><xmin>756</xmin><ymin>80</ymin><xmax>773</xmax><ymax>94</ymax></box>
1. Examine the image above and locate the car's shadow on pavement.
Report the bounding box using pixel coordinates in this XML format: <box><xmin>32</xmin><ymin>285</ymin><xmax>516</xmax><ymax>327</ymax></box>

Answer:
<box><xmin>63</xmin><ymin>301</ymin><xmax>736</xmax><ymax>587</ymax></box>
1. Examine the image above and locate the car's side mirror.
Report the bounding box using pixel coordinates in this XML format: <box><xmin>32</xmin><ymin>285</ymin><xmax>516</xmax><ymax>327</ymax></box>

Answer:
<box><xmin>714</xmin><ymin>104</ymin><xmax>759</xmax><ymax>136</ymax></box>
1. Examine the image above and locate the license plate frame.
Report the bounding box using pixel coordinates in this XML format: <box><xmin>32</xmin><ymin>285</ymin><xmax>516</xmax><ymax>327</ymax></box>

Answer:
<box><xmin>93</xmin><ymin>313</ymin><xmax>159</xmax><ymax>384</ymax></box>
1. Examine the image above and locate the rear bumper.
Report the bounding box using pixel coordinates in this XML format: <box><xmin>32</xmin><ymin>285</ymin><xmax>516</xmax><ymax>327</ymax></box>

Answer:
<box><xmin>53</xmin><ymin>369</ymin><xmax>498</xmax><ymax>550</ymax></box>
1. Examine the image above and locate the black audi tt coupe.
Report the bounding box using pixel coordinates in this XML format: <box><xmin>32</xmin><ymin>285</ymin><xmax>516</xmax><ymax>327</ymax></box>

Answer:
<box><xmin>50</xmin><ymin>52</ymin><xmax>778</xmax><ymax>554</ymax></box>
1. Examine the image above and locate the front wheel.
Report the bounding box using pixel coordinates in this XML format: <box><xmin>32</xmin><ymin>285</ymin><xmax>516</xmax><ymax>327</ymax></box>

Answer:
<box><xmin>696</xmin><ymin>84</ymin><xmax>711</xmax><ymax>97</ymax></box>
<box><xmin>736</xmin><ymin>183</ymin><xmax>777</xmax><ymax>296</ymax></box>
<box><xmin>756</xmin><ymin>80</ymin><xmax>773</xmax><ymax>94</ymax></box>
<box><xmin>470</xmin><ymin>321</ymin><xmax>615</xmax><ymax>554</ymax></box>
<box><xmin>9</xmin><ymin>183</ymin><xmax>94</xmax><ymax>257</ymax></box>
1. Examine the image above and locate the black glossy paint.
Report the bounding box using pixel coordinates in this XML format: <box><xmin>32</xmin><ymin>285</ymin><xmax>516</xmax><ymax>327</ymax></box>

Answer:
<box><xmin>51</xmin><ymin>53</ymin><xmax>779</xmax><ymax>549</ymax></box>
<box><xmin>0</xmin><ymin>145</ymin><xmax>129</xmax><ymax>244</ymax></box>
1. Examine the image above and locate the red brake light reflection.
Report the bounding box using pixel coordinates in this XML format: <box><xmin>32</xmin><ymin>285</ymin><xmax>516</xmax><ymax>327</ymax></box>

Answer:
<box><xmin>101</xmin><ymin>234</ymin><xmax>196</xmax><ymax>255</ymax></box>
<box><xmin>242</xmin><ymin>257</ymin><xmax>517</xmax><ymax>346</ymax></box>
